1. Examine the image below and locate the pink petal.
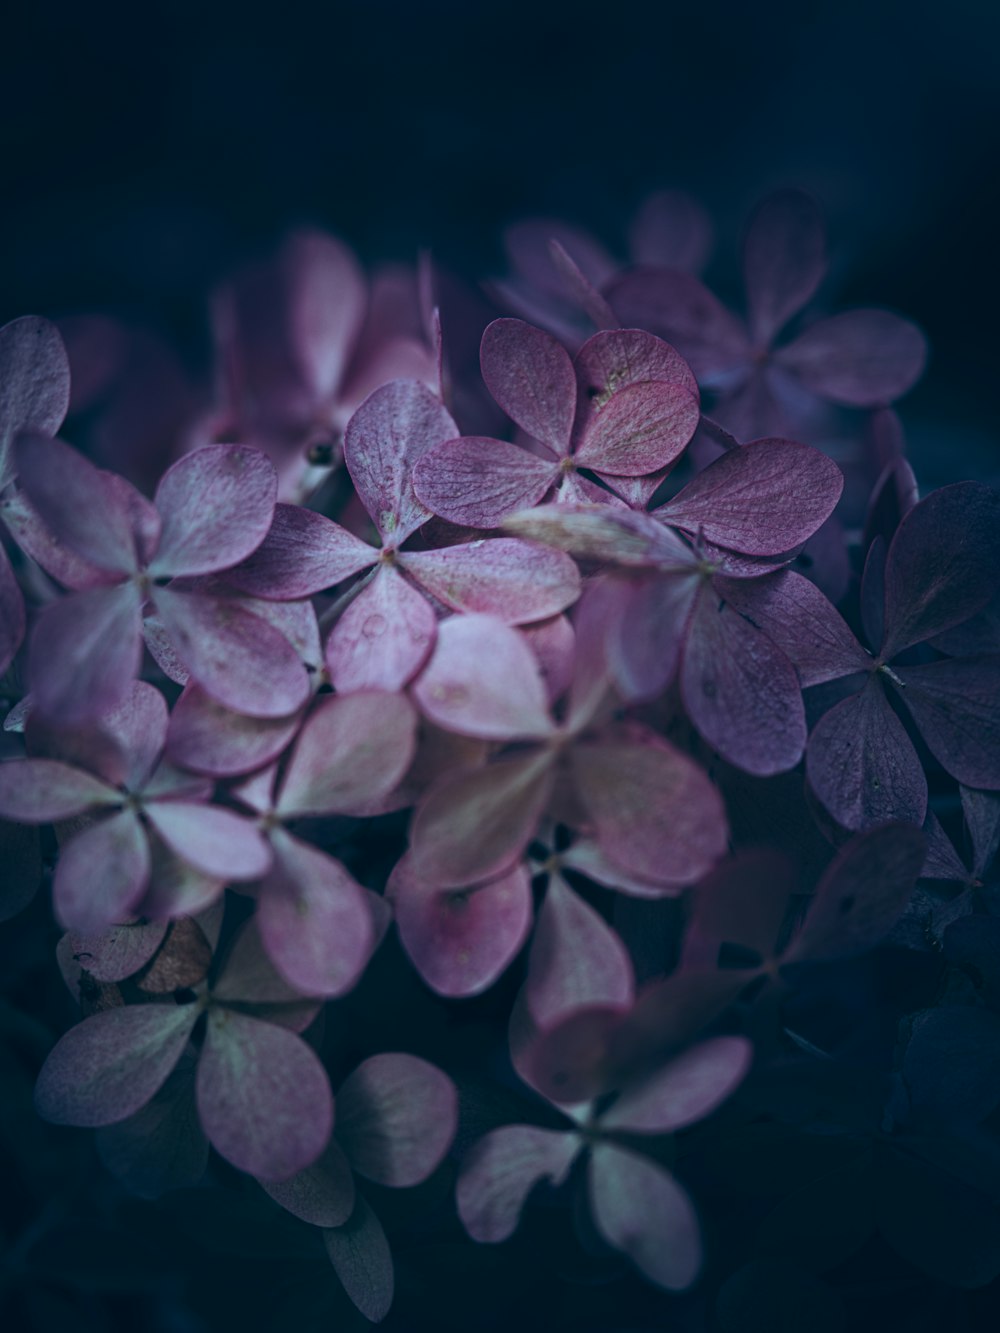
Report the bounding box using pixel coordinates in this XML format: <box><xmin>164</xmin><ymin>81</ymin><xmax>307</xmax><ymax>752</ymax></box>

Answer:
<box><xmin>325</xmin><ymin>565</ymin><xmax>437</xmax><ymax>693</ymax></box>
<box><xmin>0</xmin><ymin>542</ymin><xmax>24</xmax><ymax>676</ymax></box>
<box><xmin>344</xmin><ymin>379</ymin><xmax>458</xmax><ymax>544</ymax></box>
<box><xmin>408</xmin><ymin>752</ymin><xmax>554</xmax><ymax>887</ymax></box>
<box><xmin>629</xmin><ymin>190</ymin><xmax>713</xmax><ymax>274</ymax></box>
<box><xmin>149</xmin><ymin>445</ymin><xmax>277</xmax><ymax>578</ymax></box>
<box><xmin>656</xmin><ymin>438</ymin><xmax>844</xmax><ymax>556</ymax></box>
<box><xmin>600</xmin><ymin>1037</ymin><xmax>753</xmax><ymax>1133</ymax></box>
<box><xmin>389</xmin><ymin>856</ymin><xmax>532</xmax><ymax>998</ymax></box>
<box><xmin>276</xmin><ymin>691</ymin><xmax>416</xmax><ymax>818</ymax></box>
<box><xmin>683</xmin><ymin>848</ymin><xmax>798</xmax><ymax>966</ymax></box>
<box><xmin>548</xmin><ymin>238</ymin><xmax>621</xmax><ymax>330</ymax></box>
<box><xmin>140</xmin><ymin>836</ymin><xmax>225</xmax><ymax>921</ymax></box>
<box><xmin>412</xmin><ymin>614</ymin><xmax>554</xmax><ymax>741</ymax></box>
<box><xmin>588</xmin><ymin>1143</ymin><xmax>701</xmax><ymax>1290</ymax></box>
<box><xmin>15</xmin><ymin>435</ymin><xmax>138</xmax><ymax>575</ymax></box>
<box><xmin>680</xmin><ymin>587</ymin><xmax>806</xmax><ymax>776</ymax></box>
<box><xmin>573</xmin><ymin>382</ymin><xmax>699</xmax><ymax>476</ymax></box>
<box><xmin>570</xmin><ymin>734</ymin><xmax>728</xmax><ymax>887</ymax></box>
<box><xmin>336</xmin><ymin>1052</ymin><xmax>457</xmax><ymax>1187</ymax></box>
<box><xmin>256</xmin><ymin>829</ymin><xmax>374</xmax><ymax>997</ymax></box>
<box><xmin>503</xmin><ymin>502</ymin><xmax>693</xmax><ymax>569</ymax></box>
<box><xmin>522</xmin><ymin>614</ymin><xmax>576</xmax><ymax>706</ymax></box>
<box><xmin>144</xmin><ymin>801</ymin><xmax>271</xmax><ymax>880</ymax></box>
<box><xmin>166</xmin><ymin>685</ymin><xmax>301</xmax><ymax>778</ymax></box>
<box><xmin>34</xmin><ymin>1001</ymin><xmax>198</xmax><ymax>1127</ymax></box>
<box><xmin>608</xmin><ymin>572</ymin><xmax>698</xmax><ymax>701</ymax></box>
<box><xmin>411</xmin><ymin>435</ymin><xmax>557</xmax><ymax>528</ymax></box>
<box><xmin>53</xmin><ymin>809</ymin><xmax>151</xmax><ymax>934</ymax></box>
<box><xmin>261</xmin><ymin>1140</ymin><xmax>355</xmax><ymax>1228</ymax></box>
<box><xmin>456</xmin><ymin>1125</ymin><xmax>581</xmax><ymax>1242</ymax></box>
<box><xmin>153</xmin><ymin>587</ymin><xmax>309</xmax><ymax>718</ymax></box>
<box><xmin>480</xmin><ymin>318</ymin><xmax>577</xmax><ymax>455</ymax></box>
<box><xmin>0</xmin><ymin>316</ymin><xmax>70</xmax><ymax>486</ymax></box>
<box><xmin>743</xmin><ymin>189</ymin><xmax>826</xmax><ymax>345</ymax></box>
<box><xmin>400</xmin><ymin>537</ymin><xmax>580</xmax><ymax>624</ymax></box>
<box><xmin>29</xmin><ymin>583</ymin><xmax>144</xmax><ymax>725</ymax></box>
<box><xmin>525</xmin><ymin>874</ymin><xmax>634</xmax><ymax>1028</ymax></box>
<box><xmin>66</xmin><ymin>920</ymin><xmax>169</xmax><ymax>983</ymax></box>
<box><xmin>0</xmin><ymin>757</ymin><xmax>118</xmax><ymax>822</ymax></box>
<box><xmin>1</xmin><ymin>487</ymin><xmax>108</xmax><ymax>590</ymax></box>
<box><xmin>574</xmin><ymin>327</ymin><xmax>700</xmax><ymax>406</ymax></box>
<box><xmin>893</xmin><ymin>657</ymin><xmax>1000</xmax><ymax>789</ymax></box>
<box><xmin>196</xmin><ymin>1007</ymin><xmax>333</xmax><ymax>1180</ymax></box>
<box><xmin>806</xmin><ymin>678</ymin><xmax>927</xmax><ymax>830</ymax></box>
<box><xmin>227</xmin><ymin>503</ymin><xmax>376</xmax><ymax>599</ymax></box>
<box><xmin>322</xmin><ymin>1194</ymin><xmax>394</xmax><ymax>1323</ymax></box>
<box><xmin>213</xmin><ymin>920</ymin><xmax>316</xmax><ymax>1006</ymax></box>
<box><xmin>101</xmin><ymin>681</ymin><xmax>169</xmax><ymax>790</ymax></box>
<box><xmin>777</xmin><ymin>309</ymin><xmax>928</xmax><ymax>406</ymax></box>
<box><xmin>520</xmin><ymin>1005</ymin><xmax>626</xmax><ymax>1105</ymax></box>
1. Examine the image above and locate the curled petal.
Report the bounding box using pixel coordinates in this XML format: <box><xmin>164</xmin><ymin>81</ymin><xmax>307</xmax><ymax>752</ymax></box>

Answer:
<box><xmin>65</xmin><ymin>919</ymin><xmax>168</xmax><ymax>983</ymax></box>
<box><xmin>325</xmin><ymin>565</ymin><xmax>437</xmax><ymax>693</ymax></box>
<box><xmin>456</xmin><ymin>1125</ymin><xmax>581</xmax><ymax>1243</ymax></box>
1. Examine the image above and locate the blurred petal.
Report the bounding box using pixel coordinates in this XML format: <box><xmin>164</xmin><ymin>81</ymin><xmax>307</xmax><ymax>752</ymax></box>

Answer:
<box><xmin>34</xmin><ymin>1001</ymin><xmax>198</xmax><ymax>1127</ymax></box>
<box><xmin>166</xmin><ymin>684</ymin><xmax>301</xmax><ymax>777</ymax></box>
<box><xmin>256</xmin><ymin>830</ymin><xmax>373</xmax><ymax>997</ymax></box>
<box><xmin>66</xmin><ymin>919</ymin><xmax>168</xmax><ymax>983</ymax></box>
<box><xmin>95</xmin><ymin>1056</ymin><xmax>208</xmax><ymax>1198</ymax></box>
<box><xmin>54</xmin><ymin>809</ymin><xmax>151</xmax><ymax>934</ymax></box>
<box><xmin>227</xmin><ymin>504</ymin><xmax>375</xmax><ymax>598</ymax></box>
<box><xmin>322</xmin><ymin>1194</ymin><xmax>394</xmax><ymax>1324</ymax></box>
<box><xmin>0</xmin><ymin>757</ymin><xmax>118</xmax><ymax>822</ymax></box>
<box><xmin>589</xmin><ymin>1143</ymin><xmax>701</xmax><ymax>1289</ymax></box>
<box><xmin>521</xmin><ymin>1005</ymin><xmax>625</xmax><ymax>1105</ymax></box>
<box><xmin>29</xmin><ymin>583</ymin><xmax>143</xmax><ymax>725</ymax></box>
<box><xmin>894</xmin><ymin>657</ymin><xmax>1000</xmax><ymax>788</ymax></box>
<box><xmin>401</xmin><ymin>537</ymin><xmax>580</xmax><ymax>623</ymax></box>
<box><xmin>1</xmin><ymin>487</ymin><xmax>117</xmax><ymax>590</ymax></box>
<box><xmin>963</xmin><ymin>786</ymin><xmax>1000</xmax><ymax>882</ymax></box>
<box><xmin>806</xmin><ymin>679</ymin><xmax>927</xmax><ymax>830</ymax></box>
<box><xmin>0</xmin><ymin>316</ymin><xmax>70</xmax><ymax>485</ymax></box>
<box><xmin>608</xmin><ymin>572</ymin><xmax>698</xmax><ymax>701</ymax></box>
<box><xmin>456</xmin><ymin>1125</ymin><xmax>581</xmax><ymax>1242</ymax></box>
<box><xmin>548</xmin><ymin>238</ymin><xmax>620</xmax><ymax>330</ymax></box>
<box><xmin>412</xmin><ymin>614</ymin><xmax>554</xmax><ymax>740</ymax></box>
<box><xmin>100</xmin><ymin>681</ymin><xmax>169</xmax><ymax>790</ymax></box>
<box><xmin>743</xmin><ymin>189</ymin><xmax>826</xmax><ymax>344</ymax></box>
<box><xmin>344</xmin><ymin>379</ymin><xmax>458</xmax><ymax>544</ymax></box>
<box><xmin>154</xmin><ymin>588</ymin><xmax>309</xmax><ymax>718</ymax></box>
<box><xmin>504</xmin><ymin>502</ymin><xmax>693</xmax><ymax>569</ymax></box>
<box><xmin>412</xmin><ymin>435</ymin><xmax>556</xmax><ymax>528</ymax></box>
<box><xmin>777</xmin><ymin>308</ymin><xmax>927</xmax><ymax>406</ymax></box>
<box><xmin>656</xmin><ymin>438</ymin><xmax>844</xmax><ymax>555</ymax></box>
<box><xmin>336</xmin><ymin>1052</ymin><xmax>457</xmax><ymax>1187</ymax></box>
<box><xmin>276</xmin><ymin>691</ymin><xmax>417</xmax><ymax>817</ymax></box>
<box><xmin>196</xmin><ymin>1007</ymin><xmax>333</xmax><ymax>1180</ymax></box>
<box><xmin>0</xmin><ymin>542</ymin><xmax>24</xmax><ymax>676</ymax></box>
<box><xmin>325</xmin><ymin>565</ymin><xmax>436</xmax><ymax>693</ymax></box>
<box><xmin>261</xmin><ymin>1140</ymin><xmax>355</xmax><ymax>1228</ymax></box>
<box><xmin>480</xmin><ymin>318</ymin><xmax>576</xmax><ymax>454</ymax></box>
<box><xmin>574</xmin><ymin>381</ymin><xmax>699</xmax><ymax>476</ymax></box>
<box><xmin>600</xmin><ymin>1037</ymin><xmax>753</xmax><ymax>1133</ymax></box>
<box><xmin>144</xmin><ymin>802</ymin><xmax>271</xmax><ymax>880</ymax></box>
<box><xmin>683</xmin><ymin>848</ymin><xmax>797</xmax><ymax>965</ymax></box>
<box><xmin>213</xmin><ymin>921</ymin><xmax>315</xmax><ymax>1006</ymax></box>
<box><xmin>629</xmin><ymin>190</ymin><xmax>713</xmax><ymax>273</ymax></box>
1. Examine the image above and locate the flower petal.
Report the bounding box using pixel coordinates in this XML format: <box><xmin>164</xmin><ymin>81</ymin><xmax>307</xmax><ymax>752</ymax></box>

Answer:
<box><xmin>261</xmin><ymin>1140</ymin><xmax>355</xmax><ymax>1228</ymax></box>
<box><xmin>411</xmin><ymin>435</ymin><xmax>556</xmax><ymax>528</ymax></box>
<box><xmin>0</xmin><ymin>757</ymin><xmax>118</xmax><ymax>822</ymax></box>
<box><xmin>574</xmin><ymin>381</ymin><xmax>699</xmax><ymax>476</ymax></box>
<box><xmin>196</xmin><ymin>1007</ymin><xmax>333</xmax><ymax>1180</ymax></box>
<box><xmin>54</xmin><ymin>809</ymin><xmax>151</xmax><ymax>934</ymax></box>
<box><xmin>600</xmin><ymin>1037</ymin><xmax>753</xmax><ymax>1133</ymax></box>
<box><xmin>0</xmin><ymin>316</ymin><xmax>70</xmax><ymax>487</ymax></box>
<box><xmin>574</xmin><ymin>327</ymin><xmax>699</xmax><ymax>405</ymax></box>
<box><xmin>401</xmin><ymin>537</ymin><xmax>580</xmax><ymax>624</ymax></box>
<box><xmin>325</xmin><ymin>565</ymin><xmax>437</xmax><ymax>694</ymax></box>
<box><xmin>66</xmin><ymin>919</ymin><xmax>168</xmax><ymax>983</ymax></box>
<box><xmin>227</xmin><ymin>503</ymin><xmax>376</xmax><ymax>598</ymax></box>
<box><xmin>166</xmin><ymin>685</ymin><xmax>301</xmax><ymax>778</ymax></box>
<box><xmin>893</xmin><ymin>657</ymin><xmax>1000</xmax><ymax>789</ymax></box>
<box><xmin>322</xmin><ymin>1194</ymin><xmax>394</xmax><ymax>1324</ymax></box>
<box><xmin>144</xmin><ymin>801</ymin><xmax>272</xmax><ymax>880</ymax></box>
<box><xmin>777</xmin><ymin>309</ymin><xmax>927</xmax><ymax>406</ymax></box>
<box><xmin>480</xmin><ymin>318</ymin><xmax>576</xmax><ymax>455</ymax></box>
<box><xmin>29</xmin><ymin>583</ymin><xmax>144</xmax><ymax>725</ymax></box>
<box><xmin>34</xmin><ymin>1001</ymin><xmax>198</xmax><ymax>1127</ymax></box>
<box><xmin>743</xmin><ymin>189</ymin><xmax>826</xmax><ymax>344</ymax></box>
<box><xmin>456</xmin><ymin>1125</ymin><xmax>581</xmax><ymax>1242</ymax></box>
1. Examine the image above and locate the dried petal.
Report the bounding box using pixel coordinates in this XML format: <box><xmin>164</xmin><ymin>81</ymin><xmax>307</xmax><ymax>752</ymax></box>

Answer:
<box><xmin>480</xmin><ymin>318</ymin><xmax>577</xmax><ymax>454</ymax></box>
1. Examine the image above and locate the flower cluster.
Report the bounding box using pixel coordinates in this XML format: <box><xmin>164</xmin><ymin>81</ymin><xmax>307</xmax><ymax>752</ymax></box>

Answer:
<box><xmin>2</xmin><ymin>189</ymin><xmax>999</xmax><ymax>1328</ymax></box>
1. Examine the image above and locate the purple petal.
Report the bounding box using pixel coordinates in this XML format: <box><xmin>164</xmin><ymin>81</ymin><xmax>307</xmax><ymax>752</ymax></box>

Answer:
<box><xmin>67</xmin><ymin>919</ymin><xmax>168</xmax><ymax>983</ymax></box>
<box><xmin>29</xmin><ymin>583</ymin><xmax>143</xmax><ymax>725</ymax></box>
<box><xmin>718</xmin><ymin>569</ymin><xmax>870</xmax><ymax>686</ymax></box>
<box><xmin>505</xmin><ymin>218</ymin><xmax>616</xmax><ymax>296</ymax></box>
<box><xmin>604</xmin><ymin>268</ymin><xmax>749</xmax><ymax>381</ymax></box>
<box><xmin>656</xmin><ymin>439</ymin><xmax>844</xmax><ymax>555</ymax></box>
<box><xmin>322</xmin><ymin>1194</ymin><xmax>394</xmax><ymax>1323</ymax></box>
<box><xmin>0</xmin><ymin>757</ymin><xmax>118</xmax><ymax>822</ymax></box>
<box><xmin>140</xmin><ymin>836</ymin><xmax>225</xmax><ymax>921</ymax></box>
<box><xmin>389</xmin><ymin>857</ymin><xmax>532</xmax><ymax>998</ymax></box>
<box><xmin>456</xmin><ymin>1125</ymin><xmax>581</xmax><ymax>1242</ymax></box>
<box><xmin>608</xmin><ymin>572</ymin><xmax>699</xmax><ymax>702</ymax></box>
<box><xmin>480</xmin><ymin>318</ymin><xmax>577</xmax><ymax>455</ymax></box>
<box><xmin>336</xmin><ymin>1052</ymin><xmax>457</xmax><ymax>1187</ymax></box>
<box><xmin>681</xmin><ymin>588</ymin><xmax>806</xmax><ymax>776</ymax></box>
<box><xmin>34</xmin><ymin>1001</ymin><xmax>198</xmax><ymax>1126</ymax></box>
<box><xmin>0</xmin><ymin>542</ymin><xmax>24</xmax><ymax>676</ymax></box>
<box><xmin>521</xmin><ymin>1005</ymin><xmax>626</xmax><ymax>1105</ymax></box>
<box><xmin>574</xmin><ymin>327</ymin><xmax>699</xmax><ymax>405</ymax></box>
<box><xmin>153</xmin><ymin>588</ymin><xmax>309</xmax><ymax>718</ymax></box>
<box><xmin>15</xmin><ymin>435</ymin><xmax>138</xmax><ymax>575</ymax></box>
<box><xmin>100</xmin><ymin>681</ymin><xmax>169</xmax><ymax>790</ymax></box>
<box><xmin>963</xmin><ymin>786</ymin><xmax>1000</xmax><ymax>881</ymax></box>
<box><xmin>325</xmin><ymin>566</ymin><xmax>437</xmax><ymax>693</ymax></box>
<box><xmin>788</xmin><ymin>822</ymin><xmax>925</xmax><ymax>962</ymax></box>
<box><xmin>261</xmin><ymin>1140</ymin><xmax>355</xmax><ymax>1228</ymax></box>
<box><xmin>548</xmin><ymin>238</ymin><xmax>621</xmax><ymax>330</ymax></box>
<box><xmin>880</xmin><ymin>482</ymin><xmax>1000</xmax><ymax>658</ymax></box>
<box><xmin>276</xmin><ymin>691</ymin><xmax>417</xmax><ymax>817</ymax></box>
<box><xmin>588</xmin><ymin>1143</ymin><xmax>701</xmax><ymax>1290</ymax></box>
<box><xmin>522</xmin><ymin>614</ymin><xmax>576</xmax><ymax>705</ymax></box>
<box><xmin>144</xmin><ymin>801</ymin><xmax>271</xmax><ymax>880</ymax></box>
<box><xmin>0</xmin><ymin>316</ymin><xmax>70</xmax><ymax>486</ymax></box>
<box><xmin>525</xmin><ymin>874</ymin><xmax>634</xmax><ymax>1028</ymax></box>
<box><xmin>743</xmin><ymin>189</ymin><xmax>826</xmax><ymax>345</ymax></box>
<box><xmin>600</xmin><ymin>1037</ymin><xmax>752</xmax><ymax>1133</ymax></box>
<box><xmin>683</xmin><ymin>849</ymin><xmax>798</xmax><ymax>965</ymax></box>
<box><xmin>412</xmin><ymin>435</ymin><xmax>556</xmax><ymax>528</ymax></box>
<box><xmin>412</xmin><ymin>614</ymin><xmax>554</xmax><ymax>740</ymax></box>
<box><xmin>408</xmin><ymin>752</ymin><xmax>554</xmax><ymax>888</ymax></box>
<box><xmin>629</xmin><ymin>190</ymin><xmax>713</xmax><ymax>273</ymax></box>
<box><xmin>227</xmin><ymin>504</ymin><xmax>376</xmax><ymax>599</ymax></box>
<box><xmin>166</xmin><ymin>685</ymin><xmax>301</xmax><ymax>777</ymax></box>
<box><xmin>776</xmin><ymin>309</ymin><xmax>928</xmax><ymax>406</ymax></box>
<box><xmin>570</xmin><ymin>734</ymin><xmax>728</xmax><ymax>887</ymax></box>
<box><xmin>54</xmin><ymin>809</ymin><xmax>151</xmax><ymax>934</ymax></box>
<box><xmin>213</xmin><ymin>921</ymin><xmax>315</xmax><ymax>1006</ymax></box>
<box><xmin>256</xmin><ymin>830</ymin><xmax>374</xmax><ymax>997</ymax></box>
<box><xmin>400</xmin><ymin>537</ymin><xmax>580</xmax><ymax>624</ymax></box>
<box><xmin>196</xmin><ymin>1007</ymin><xmax>333</xmax><ymax>1180</ymax></box>
<box><xmin>893</xmin><ymin>657</ymin><xmax>1000</xmax><ymax>789</ymax></box>
<box><xmin>806</xmin><ymin>679</ymin><xmax>927</xmax><ymax>830</ymax></box>
<box><xmin>1</xmin><ymin>487</ymin><xmax>116</xmax><ymax>591</ymax></box>
<box><xmin>149</xmin><ymin>445</ymin><xmax>277</xmax><ymax>578</ymax></box>
<box><xmin>503</xmin><ymin>502</ymin><xmax>695</xmax><ymax>569</ymax></box>
<box><xmin>344</xmin><ymin>379</ymin><xmax>459</xmax><ymax>544</ymax></box>
<box><xmin>574</xmin><ymin>382</ymin><xmax>699</xmax><ymax>476</ymax></box>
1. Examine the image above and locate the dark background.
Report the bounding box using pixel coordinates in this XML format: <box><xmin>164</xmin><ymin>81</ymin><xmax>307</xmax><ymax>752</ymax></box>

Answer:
<box><xmin>1</xmin><ymin>0</ymin><xmax>997</xmax><ymax>484</ymax></box>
